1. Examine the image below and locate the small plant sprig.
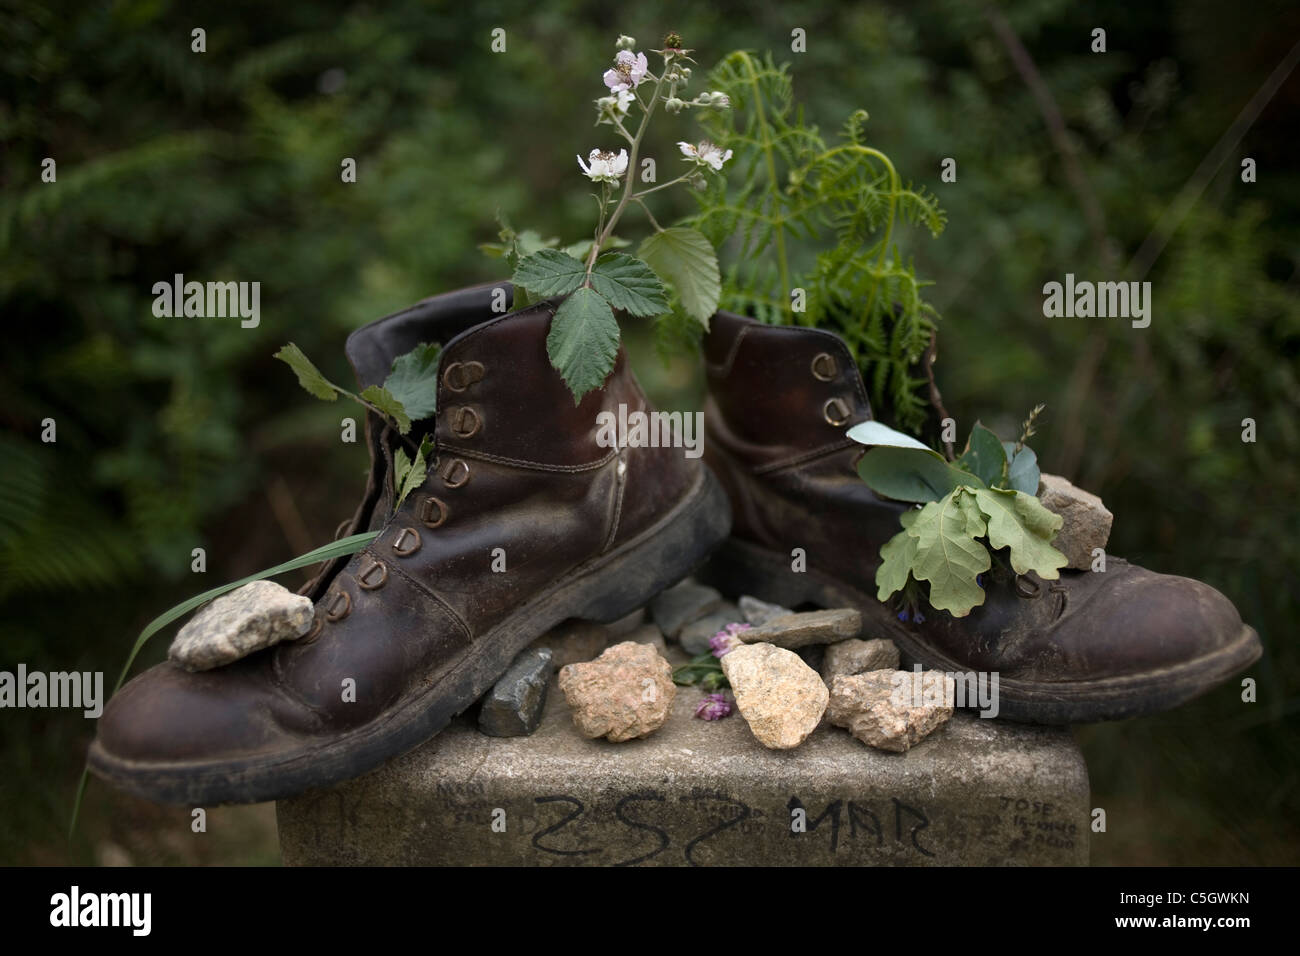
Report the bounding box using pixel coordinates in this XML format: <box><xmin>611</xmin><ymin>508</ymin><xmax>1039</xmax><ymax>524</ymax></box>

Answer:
<box><xmin>848</xmin><ymin>411</ymin><xmax>1067</xmax><ymax>618</ymax></box>
<box><xmin>275</xmin><ymin>341</ymin><xmax>441</xmax><ymax>510</ymax></box>
<box><xmin>684</xmin><ymin>52</ymin><xmax>946</xmax><ymax>432</ymax></box>
<box><xmin>503</xmin><ymin>33</ymin><xmax>731</xmax><ymax>403</ymax></box>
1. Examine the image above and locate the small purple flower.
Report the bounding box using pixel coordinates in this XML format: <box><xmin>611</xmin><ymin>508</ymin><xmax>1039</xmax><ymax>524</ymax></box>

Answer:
<box><xmin>976</xmin><ymin>573</ymin><xmax>985</xmax><ymax>589</ymax></box>
<box><xmin>709</xmin><ymin>621</ymin><xmax>751</xmax><ymax>657</ymax></box>
<box><xmin>695</xmin><ymin>693</ymin><xmax>733</xmax><ymax>720</ymax></box>
<box><xmin>897</xmin><ymin>609</ymin><xmax>910</xmax><ymax>623</ymax></box>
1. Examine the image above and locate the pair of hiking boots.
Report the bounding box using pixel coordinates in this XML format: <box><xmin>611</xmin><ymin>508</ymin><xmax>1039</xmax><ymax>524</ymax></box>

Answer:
<box><xmin>90</xmin><ymin>284</ymin><xmax>1261</xmax><ymax>805</ymax></box>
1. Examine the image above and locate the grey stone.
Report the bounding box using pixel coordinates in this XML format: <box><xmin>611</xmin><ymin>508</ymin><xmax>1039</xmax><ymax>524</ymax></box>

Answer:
<box><xmin>738</xmin><ymin>594</ymin><xmax>793</xmax><ymax>627</ymax></box>
<box><xmin>721</xmin><ymin>642</ymin><xmax>828</xmax><ymax>750</ymax></box>
<box><xmin>738</xmin><ymin>609</ymin><xmax>862</xmax><ymax>649</ymax></box>
<box><xmin>279</xmin><ymin>645</ymin><xmax>1091</xmax><ymax>865</ymax></box>
<box><xmin>605</xmin><ymin>607</ymin><xmax>647</xmax><ymax>636</ymax></box>
<box><xmin>169</xmin><ymin>580</ymin><xmax>313</xmax><ymax>672</ymax></box>
<box><xmin>822</xmin><ymin>638</ymin><xmax>901</xmax><ymax>682</ymax></box>
<box><xmin>528</xmin><ymin>620</ymin><xmax>609</xmax><ymax>669</ymax></box>
<box><xmin>623</xmin><ymin>623</ymin><xmax>668</xmax><ymax>656</ymax></box>
<box><xmin>678</xmin><ymin>605</ymin><xmax>743</xmax><ymax>656</ymax></box>
<box><xmin>1038</xmin><ymin>473</ymin><xmax>1113</xmax><ymax>570</ymax></box>
<box><xmin>828</xmin><ymin>670</ymin><xmax>955</xmax><ymax>753</ymax></box>
<box><xmin>650</xmin><ymin>580</ymin><xmax>723</xmax><ymax>639</ymax></box>
<box><xmin>478</xmin><ymin>648</ymin><xmax>554</xmax><ymax>738</ymax></box>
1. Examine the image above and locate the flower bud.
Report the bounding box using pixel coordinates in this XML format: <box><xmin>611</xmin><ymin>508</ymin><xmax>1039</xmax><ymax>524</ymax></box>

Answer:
<box><xmin>664</xmin><ymin>96</ymin><xmax>685</xmax><ymax>114</ymax></box>
<box><xmin>679</xmin><ymin>66</ymin><xmax>692</xmax><ymax>80</ymax></box>
<box><xmin>615</xmin><ymin>34</ymin><xmax>636</xmax><ymax>51</ymax></box>
<box><xmin>710</xmin><ymin>91</ymin><xmax>730</xmax><ymax>108</ymax></box>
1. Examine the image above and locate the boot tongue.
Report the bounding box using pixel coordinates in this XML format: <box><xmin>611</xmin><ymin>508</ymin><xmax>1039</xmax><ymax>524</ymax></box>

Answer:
<box><xmin>345</xmin><ymin>282</ymin><xmax>513</xmax><ymax>388</ymax></box>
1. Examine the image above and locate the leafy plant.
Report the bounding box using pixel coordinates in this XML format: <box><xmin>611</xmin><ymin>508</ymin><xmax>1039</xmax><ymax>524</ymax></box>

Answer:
<box><xmin>849</xmin><ymin>412</ymin><xmax>1067</xmax><ymax>617</ymax></box>
<box><xmin>275</xmin><ymin>340</ymin><xmax>440</xmax><ymax>509</ymax></box>
<box><xmin>686</xmin><ymin>52</ymin><xmax>946</xmax><ymax>431</ymax></box>
<box><xmin>505</xmin><ymin>34</ymin><xmax>730</xmax><ymax>403</ymax></box>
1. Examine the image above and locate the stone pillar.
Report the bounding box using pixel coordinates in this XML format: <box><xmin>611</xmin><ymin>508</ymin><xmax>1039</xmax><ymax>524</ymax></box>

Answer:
<box><xmin>278</xmin><ymin>678</ymin><xmax>1089</xmax><ymax>866</ymax></box>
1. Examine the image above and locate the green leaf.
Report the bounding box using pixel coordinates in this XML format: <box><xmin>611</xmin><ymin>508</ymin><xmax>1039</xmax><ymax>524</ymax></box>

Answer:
<box><xmin>876</xmin><ymin>526</ymin><xmax>919</xmax><ymax>601</ymax></box>
<box><xmin>638</xmin><ymin>227</ymin><xmax>721</xmax><ymax>324</ymax></box>
<box><xmin>958</xmin><ymin>422</ymin><xmax>1006</xmax><ymax>486</ymax></box>
<box><xmin>383</xmin><ymin>342</ymin><xmax>441</xmax><ymax>422</ymax></box>
<box><xmin>360</xmin><ymin>384</ymin><xmax>412</xmax><ymax>435</ymax></box>
<box><xmin>546</xmin><ymin>287</ymin><xmax>620</xmax><ymax>403</ymax></box>
<box><xmin>1001</xmin><ymin>441</ymin><xmax>1041</xmax><ymax>495</ymax></box>
<box><xmin>847</xmin><ymin>420</ymin><xmax>934</xmax><ymax>451</ymax></box>
<box><xmin>589</xmin><ymin>253</ymin><xmax>670</xmax><ymax>317</ymax></box>
<box><xmin>562</xmin><ymin>235</ymin><xmax>630</xmax><ymax>261</ymax></box>
<box><xmin>856</xmin><ymin>445</ymin><xmax>985</xmax><ymax>503</ymax></box>
<box><xmin>972</xmin><ymin>487</ymin><xmax>1068</xmax><ymax>578</ymax></box>
<box><xmin>393</xmin><ymin>435</ymin><xmax>433</xmax><ymax>510</ymax></box>
<box><xmin>907</xmin><ymin>488</ymin><xmax>991</xmax><ymax>616</ymax></box>
<box><xmin>274</xmin><ymin>343</ymin><xmax>338</xmax><ymax>401</ymax></box>
<box><xmin>511</xmin><ymin>249</ymin><xmax>587</xmax><ymax>298</ymax></box>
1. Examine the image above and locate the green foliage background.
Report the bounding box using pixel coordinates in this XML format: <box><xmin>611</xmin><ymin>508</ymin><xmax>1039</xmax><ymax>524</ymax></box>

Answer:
<box><xmin>1</xmin><ymin>0</ymin><xmax>1296</xmax><ymax>864</ymax></box>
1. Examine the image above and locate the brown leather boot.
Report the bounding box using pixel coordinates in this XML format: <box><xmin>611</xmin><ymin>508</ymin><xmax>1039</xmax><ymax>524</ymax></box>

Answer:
<box><xmin>90</xmin><ymin>284</ymin><xmax>730</xmax><ymax>804</ymax></box>
<box><xmin>698</xmin><ymin>310</ymin><xmax>1261</xmax><ymax>724</ymax></box>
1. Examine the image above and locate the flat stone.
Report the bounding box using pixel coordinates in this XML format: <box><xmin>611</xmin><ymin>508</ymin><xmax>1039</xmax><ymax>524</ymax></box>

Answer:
<box><xmin>738</xmin><ymin>595</ymin><xmax>792</xmax><ymax>626</ymax></box>
<box><xmin>738</xmin><ymin>609</ymin><xmax>862</xmax><ymax>649</ymax></box>
<box><xmin>721</xmin><ymin>643</ymin><xmax>828</xmax><ymax>750</ymax></box>
<box><xmin>478</xmin><ymin>648</ymin><xmax>554</xmax><ymax>738</ymax></box>
<box><xmin>828</xmin><ymin>670</ymin><xmax>955</xmax><ymax>753</ymax></box>
<box><xmin>822</xmin><ymin>638</ymin><xmax>900</xmax><ymax>683</ymax></box>
<box><xmin>558</xmin><ymin>642</ymin><xmax>675</xmax><ymax>743</ymax></box>
<box><xmin>528</xmin><ymin>620</ymin><xmax>609</xmax><ymax>669</ymax></box>
<box><xmin>169</xmin><ymin>580</ymin><xmax>313</xmax><ymax>672</ymax></box>
<box><xmin>1038</xmin><ymin>473</ymin><xmax>1113</xmax><ymax>570</ymax></box>
<box><xmin>650</xmin><ymin>580</ymin><xmax>723</xmax><ymax>639</ymax></box>
<box><xmin>678</xmin><ymin>605</ymin><xmax>743</xmax><ymax>656</ymax></box>
<box><xmin>278</xmin><ymin>651</ymin><xmax>1091</xmax><ymax>865</ymax></box>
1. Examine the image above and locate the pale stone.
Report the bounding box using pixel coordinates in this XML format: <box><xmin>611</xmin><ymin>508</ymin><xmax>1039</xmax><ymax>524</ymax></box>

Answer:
<box><xmin>1038</xmin><ymin>473</ymin><xmax>1113</xmax><ymax>570</ymax></box>
<box><xmin>828</xmin><ymin>670</ymin><xmax>955</xmax><ymax>753</ymax></box>
<box><xmin>558</xmin><ymin>641</ymin><xmax>675</xmax><ymax>743</ymax></box>
<box><xmin>737</xmin><ymin>609</ymin><xmax>861</xmax><ymax>649</ymax></box>
<box><xmin>168</xmin><ymin>580</ymin><xmax>313</xmax><ymax>672</ymax></box>
<box><xmin>721</xmin><ymin>643</ymin><xmax>828</xmax><ymax>750</ymax></box>
<box><xmin>738</xmin><ymin>595</ymin><xmax>792</xmax><ymax>626</ymax></box>
<box><xmin>821</xmin><ymin>638</ymin><xmax>901</xmax><ymax>683</ymax></box>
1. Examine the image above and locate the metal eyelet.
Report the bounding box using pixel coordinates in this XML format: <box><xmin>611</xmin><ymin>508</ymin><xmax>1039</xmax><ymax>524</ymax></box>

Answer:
<box><xmin>1015</xmin><ymin>575</ymin><xmax>1042</xmax><ymax>599</ymax></box>
<box><xmin>393</xmin><ymin>527</ymin><xmax>422</xmax><ymax>557</ymax></box>
<box><xmin>358</xmin><ymin>558</ymin><xmax>388</xmax><ymax>590</ymax></box>
<box><xmin>440</xmin><ymin>458</ymin><xmax>470</xmax><ymax>488</ymax></box>
<box><xmin>823</xmin><ymin>397</ymin><xmax>851</xmax><ymax>426</ymax></box>
<box><xmin>443</xmin><ymin>361</ymin><xmax>486</xmax><ymax>392</ymax></box>
<box><xmin>811</xmin><ymin>352</ymin><xmax>837</xmax><ymax>381</ymax></box>
<box><xmin>419</xmin><ymin>496</ymin><xmax>449</xmax><ymax>529</ymax></box>
<box><xmin>324</xmin><ymin>588</ymin><xmax>351</xmax><ymax>622</ymax></box>
<box><xmin>449</xmin><ymin>406</ymin><xmax>481</xmax><ymax>439</ymax></box>
<box><xmin>299</xmin><ymin>613</ymin><xmax>324</xmax><ymax>644</ymax></box>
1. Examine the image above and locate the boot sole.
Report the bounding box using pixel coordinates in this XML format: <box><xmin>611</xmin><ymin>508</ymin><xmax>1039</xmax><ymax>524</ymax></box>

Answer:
<box><xmin>88</xmin><ymin>466</ymin><xmax>732</xmax><ymax>805</ymax></box>
<box><xmin>698</xmin><ymin>537</ymin><xmax>1263</xmax><ymax>725</ymax></box>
